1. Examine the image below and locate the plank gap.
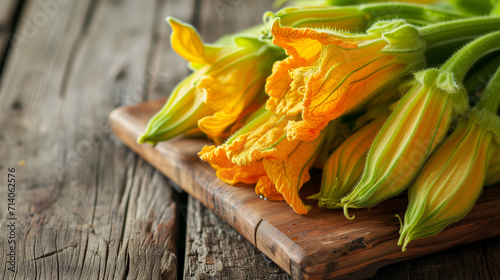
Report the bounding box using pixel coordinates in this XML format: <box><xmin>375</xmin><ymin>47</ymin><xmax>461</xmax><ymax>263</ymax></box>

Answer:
<box><xmin>191</xmin><ymin>0</ymin><xmax>202</xmax><ymax>30</ymax></box>
<box><xmin>172</xmin><ymin>181</ymin><xmax>189</xmax><ymax>280</ymax></box>
<box><xmin>0</xmin><ymin>0</ymin><xmax>26</xmax><ymax>85</ymax></box>
<box><xmin>142</xmin><ymin>0</ymin><xmax>166</xmax><ymax>102</ymax></box>
<box><xmin>58</xmin><ymin>0</ymin><xmax>99</xmax><ymax>98</ymax></box>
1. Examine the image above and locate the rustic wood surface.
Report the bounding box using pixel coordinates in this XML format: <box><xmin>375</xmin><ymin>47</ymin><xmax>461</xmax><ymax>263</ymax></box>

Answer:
<box><xmin>0</xmin><ymin>0</ymin><xmax>183</xmax><ymax>279</ymax></box>
<box><xmin>2</xmin><ymin>0</ymin><xmax>500</xmax><ymax>279</ymax></box>
<box><xmin>0</xmin><ymin>0</ymin><xmax>19</xmax><ymax>74</ymax></box>
<box><xmin>109</xmin><ymin>98</ymin><xmax>500</xmax><ymax>279</ymax></box>
<box><xmin>184</xmin><ymin>197</ymin><xmax>291</xmax><ymax>280</ymax></box>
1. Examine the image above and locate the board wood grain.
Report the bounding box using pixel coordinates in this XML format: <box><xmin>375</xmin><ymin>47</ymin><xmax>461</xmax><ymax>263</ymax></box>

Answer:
<box><xmin>109</xmin><ymin>98</ymin><xmax>500</xmax><ymax>280</ymax></box>
<box><xmin>0</xmin><ymin>0</ymin><xmax>190</xmax><ymax>279</ymax></box>
<box><xmin>184</xmin><ymin>196</ymin><xmax>291</xmax><ymax>279</ymax></box>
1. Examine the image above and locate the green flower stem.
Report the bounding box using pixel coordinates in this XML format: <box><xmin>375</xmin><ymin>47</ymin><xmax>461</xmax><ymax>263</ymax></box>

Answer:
<box><xmin>419</xmin><ymin>16</ymin><xmax>500</xmax><ymax>49</ymax></box>
<box><xmin>360</xmin><ymin>3</ymin><xmax>466</xmax><ymax>24</ymax></box>
<box><xmin>270</xmin><ymin>3</ymin><xmax>465</xmax><ymax>30</ymax></box>
<box><xmin>476</xmin><ymin>66</ymin><xmax>500</xmax><ymax>112</ymax></box>
<box><xmin>493</xmin><ymin>1</ymin><xmax>500</xmax><ymax>15</ymax></box>
<box><xmin>439</xmin><ymin>30</ymin><xmax>500</xmax><ymax>81</ymax></box>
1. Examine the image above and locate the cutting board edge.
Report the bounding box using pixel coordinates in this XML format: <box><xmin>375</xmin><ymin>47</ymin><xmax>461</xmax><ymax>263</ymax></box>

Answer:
<box><xmin>109</xmin><ymin>105</ymin><xmax>300</xmax><ymax>275</ymax></box>
<box><xmin>109</xmin><ymin>102</ymin><xmax>500</xmax><ymax>280</ymax></box>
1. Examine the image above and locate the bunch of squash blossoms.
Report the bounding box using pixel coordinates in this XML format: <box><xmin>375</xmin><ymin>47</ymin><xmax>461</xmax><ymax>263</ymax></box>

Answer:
<box><xmin>138</xmin><ymin>1</ymin><xmax>500</xmax><ymax>250</ymax></box>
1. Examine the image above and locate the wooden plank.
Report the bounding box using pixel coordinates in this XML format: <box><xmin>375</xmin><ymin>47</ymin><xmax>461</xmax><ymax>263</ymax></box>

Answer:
<box><xmin>482</xmin><ymin>238</ymin><xmax>500</xmax><ymax>280</ymax></box>
<box><xmin>184</xmin><ymin>197</ymin><xmax>291</xmax><ymax>279</ymax></box>
<box><xmin>109</xmin><ymin>99</ymin><xmax>500</xmax><ymax>279</ymax></box>
<box><xmin>0</xmin><ymin>0</ymin><xmax>17</xmax><ymax>22</ymax></box>
<box><xmin>0</xmin><ymin>0</ymin><xmax>19</xmax><ymax>72</ymax></box>
<box><xmin>182</xmin><ymin>1</ymin><xmax>290</xmax><ymax>277</ymax></box>
<box><xmin>373</xmin><ymin>241</ymin><xmax>495</xmax><ymax>279</ymax></box>
<box><xmin>0</xmin><ymin>0</ymin><xmax>196</xmax><ymax>279</ymax></box>
<box><xmin>196</xmin><ymin>0</ymin><xmax>273</xmax><ymax>42</ymax></box>
<box><xmin>147</xmin><ymin>0</ymin><xmax>195</xmax><ymax>101</ymax></box>
<box><xmin>177</xmin><ymin>0</ymin><xmax>290</xmax><ymax>278</ymax></box>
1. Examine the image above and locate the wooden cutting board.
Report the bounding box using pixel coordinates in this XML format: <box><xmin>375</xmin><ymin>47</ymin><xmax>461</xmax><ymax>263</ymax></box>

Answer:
<box><xmin>109</xmin><ymin>98</ymin><xmax>500</xmax><ymax>280</ymax></box>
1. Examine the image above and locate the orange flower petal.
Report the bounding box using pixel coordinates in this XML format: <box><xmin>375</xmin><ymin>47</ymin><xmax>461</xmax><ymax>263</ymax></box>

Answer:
<box><xmin>270</xmin><ymin>19</ymin><xmax>357</xmax><ymax>63</ymax></box>
<box><xmin>255</xmin><ymin>176</ymin><xmax>285</xmax><ymax>201</ymax></box>
<box><xmin>199</xmin><ymin>145</ymin><xmax>266</xmax><ymax>185</ymax></box>
<box><xmin>267</xmin><ymin>20</ymin><xmax>425</xmax><ymax>142</ymax></box>
<box><xmin>225</xmin><ymin>114</ymin><xmax>289</xmax><ymax>166</ymax></box>
<box><xmin>263</xmin><ymin>130</ymin><xmax>326</xmax><ymax>214</ymax></box>
<box><xmin>288</xmin><ymin>53</ymin><xmax>405</xmax><ymax>141</ymax></box>
<box><xmin>266</xmin><ymin>57</ymin><xmax>309</xmax><ymax>117</ymax></box>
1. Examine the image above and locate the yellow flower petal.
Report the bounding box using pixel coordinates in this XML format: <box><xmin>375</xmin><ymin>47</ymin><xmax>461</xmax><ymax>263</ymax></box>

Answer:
<box><xmin>197</xmin><ymin>50</ymin><xmax>271</xmax><ymax>140</ymax></box>
<box><xmin>168</xmin><ymin>17</ymin><xmax>207</xmax><ymax>65</ymax></box>
<box><xmin>200</xmin><ymin>107</ymin><xmax>328</xmax><ymax>214</ymax></box>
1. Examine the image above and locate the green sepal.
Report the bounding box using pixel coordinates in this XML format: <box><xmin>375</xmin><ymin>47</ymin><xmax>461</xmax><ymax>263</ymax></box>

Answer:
<box><xmin>469</xmin><ymin>108</ymin><xmax>500</xmax><ymax>145</ymax></box>
<box><xmin>413</xmin><ymin>69</ymin><xmax>469</xmax><ymax>116</ymax></box>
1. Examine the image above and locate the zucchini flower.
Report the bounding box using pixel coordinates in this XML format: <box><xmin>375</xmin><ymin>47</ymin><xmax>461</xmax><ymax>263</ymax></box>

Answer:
<box><xmin>340</xmin><ymin>69</ymin><xmax>468</xmax><ymax>217</ymax></box>
<box><xmin>138</xmin><ymin>18</ymin><xmax>285</xmax><ymax>145</ymax></box>
<box><xmin>199</xmin><ymin>107</ymin><xmax>330</xmax><ymax>214</ymax></box>
<box><xmin>266</xmin><ymin>19</ymin><xmax>426</xmax><ymax>141</ymax></box>
<box><xmin>309</xmin><ymin>104</ymin><xmax>390</xmax><ymax>208</ymax></box>
<box><xmin>485</xmin><ymin>148</ymin><xmax>500</xmax><ymax>186</ymax></box>
<box><xmin>398</xmin><ymin>64</ymin><xmax>500</xmax><ymax>250</ymax></box>
<box><xmin>340</xmin><ymin>30</ymin><xmax>500</xmax><ymax>219</ymax></box>
<box><xmin>398</xmin><ymin>108</ymin><xmax>500</xmax><ymax>251</ymax></box>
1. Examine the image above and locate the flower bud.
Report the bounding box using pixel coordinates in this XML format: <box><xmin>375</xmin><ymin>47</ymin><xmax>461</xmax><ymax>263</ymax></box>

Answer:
<box><xmin>138</xmin><ymin>18</ymin><xmax>285</xmax><ymax>145</ymax></box>
<box><xmin>310</xmin><ymin>112</ymin><xmax>388</xmax><ymax>209</ymax></box>
<box><xmin>340</xmin><ymin>69</ymin><xmax>468</xmax><ymax>218</ymax></box>
<box><xmin>398</xmin><ymin>108</ymin><xmax>500</xmax><ymax>251</ymax></box>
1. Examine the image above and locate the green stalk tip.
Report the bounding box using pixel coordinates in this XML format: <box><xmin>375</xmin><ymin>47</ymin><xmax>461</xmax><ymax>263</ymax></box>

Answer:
<box><xmin>395</xmin><ymin>214</ymin><xmax>403</xmax><ymax>234</ymax></box>
<box><xmin>401</xmin><ymin>235</ymin><xmax>411</xmax><ymax>252</ymax></box>
<box><xmin>137</xmin><ymin>133</ymin><xmax>148</xmax><ymax>144</ymax></box>
<box><xmin>306</xmin><ymin>193</ymin><xmax>321</xmax><ymax>200</ymax></box>
<box><xmin>343</xmin><ymin>202</ymin><xmax>355</xmax><ymax>220</ymax></box>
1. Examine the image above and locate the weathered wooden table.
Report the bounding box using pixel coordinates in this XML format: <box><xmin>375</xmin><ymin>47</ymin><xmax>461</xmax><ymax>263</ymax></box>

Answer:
<box><xmin>0</xmin><ymin>0</ymin><xmax>499</xmax><ymax>279</ymax></box>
